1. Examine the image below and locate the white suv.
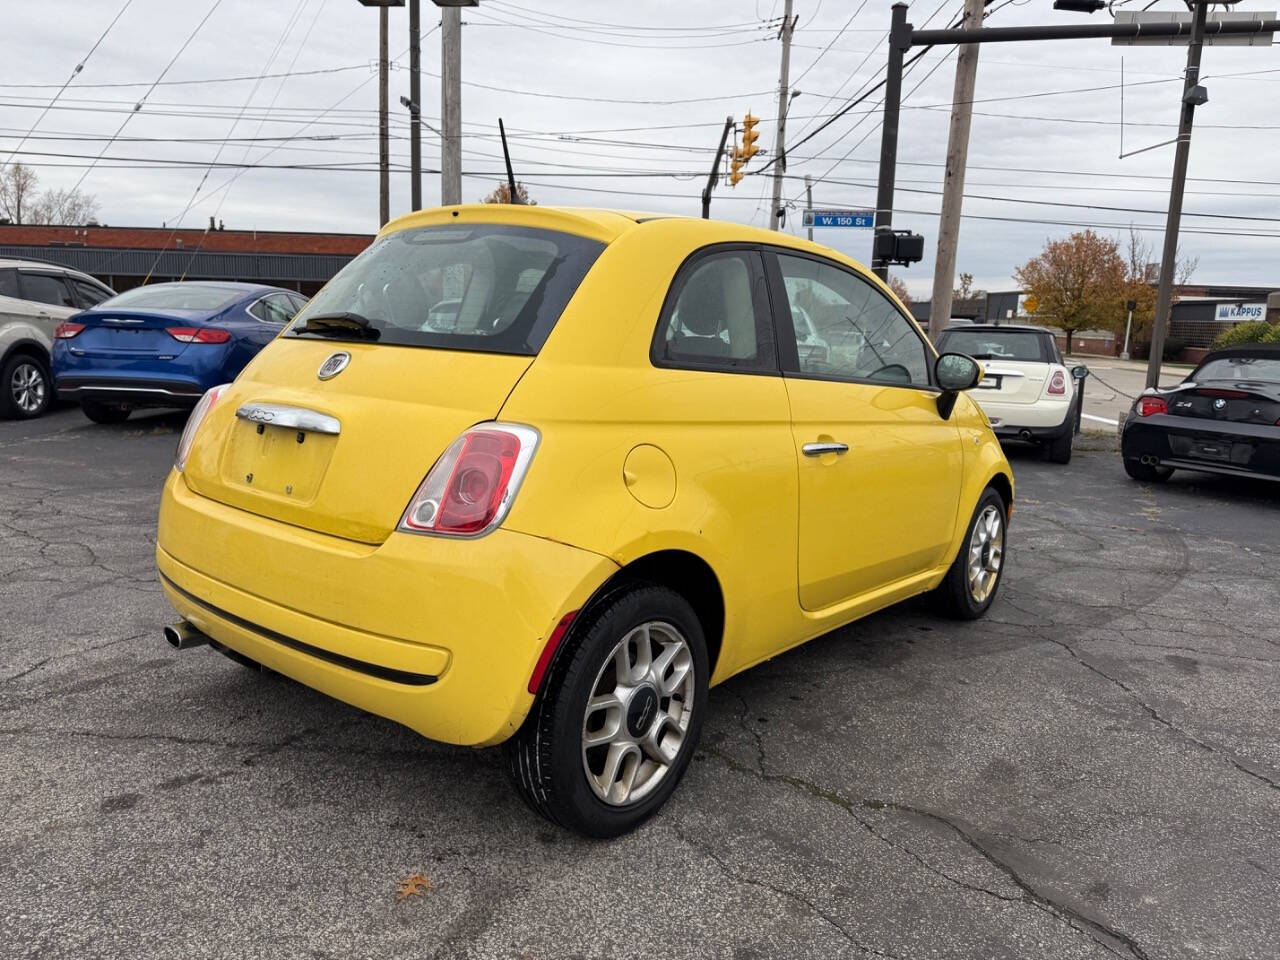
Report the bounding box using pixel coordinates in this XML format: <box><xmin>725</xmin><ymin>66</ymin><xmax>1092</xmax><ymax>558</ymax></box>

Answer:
<box><xmin>0</xmin><ymin>259</ymin><xmax>115</xmax><ymax>419</ymax></box>
<box><xmin>935</xmin><ymin>324</ymin><xmax>1084</xmax><ymax>464</ymax></box>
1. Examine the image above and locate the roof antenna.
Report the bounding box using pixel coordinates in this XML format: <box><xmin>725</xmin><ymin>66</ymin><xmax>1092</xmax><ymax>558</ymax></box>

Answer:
<box><xmin>498</xmin><ymin>117</ymin><xmax>522</xmax><ymax>204</ymax></box>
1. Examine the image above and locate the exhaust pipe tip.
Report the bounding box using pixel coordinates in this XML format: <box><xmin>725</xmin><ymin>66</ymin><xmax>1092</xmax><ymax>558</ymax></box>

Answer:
<box><xmin>1019</xmin><ymin>429</ymin><xmax>1033</xmax><ymax>442</ymax></box>
<box><xmin>1140</xmin><ymin>455</ymin><xmax>1161</xmax><ymax>467</ymax></box>
<box><xmin>165</xmin><ymin>621</ymin><xmax>210</xmax><ymax>650</ymax></box>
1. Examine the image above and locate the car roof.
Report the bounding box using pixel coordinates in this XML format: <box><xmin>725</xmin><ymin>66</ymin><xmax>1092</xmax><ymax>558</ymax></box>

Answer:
<box><xmin>377</xmin><ymin>204</ymin><xmax>875</xmax><ymax>275</ymax></box>
<box><xmin>0</xmin><ymin>256</ymin><xmax>95</xmax><ymax>276</ymax></box>
<box><xmin>107</xmin><ymin>281</ymin><xmax>295</xmax><ymax>296</ymax></box>
<box><xmin>1202</xmin><ymin>342</ymin><xmax>1280</xmax><ymax>361</ymax></box>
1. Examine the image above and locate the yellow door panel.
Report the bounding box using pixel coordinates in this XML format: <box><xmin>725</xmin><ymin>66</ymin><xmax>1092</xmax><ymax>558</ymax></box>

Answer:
<box><xmin>785</xmin><ymin>378</ymin><xmax>963</xmax><ymax>611</ymax></box>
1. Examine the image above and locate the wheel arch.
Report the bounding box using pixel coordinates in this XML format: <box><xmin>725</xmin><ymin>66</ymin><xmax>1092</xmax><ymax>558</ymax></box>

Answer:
<box><xmin>987</xmin><ymin>470</ymin><xmax>1013</xmax><ymax>515</ymax></box>
<box><xmin>560</xmin><ymin>548</ymin><xmax>726</xmax><ymax>690</ymax></box>
<box><xmin>2</xmin><ymin>337</ymin><xmax>51</xmax><ymax>369</ymax></box>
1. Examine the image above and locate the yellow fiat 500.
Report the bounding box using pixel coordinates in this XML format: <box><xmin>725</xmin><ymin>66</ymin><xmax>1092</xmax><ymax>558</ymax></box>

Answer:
<box><xmin>157</xmin><ymin>205</ymin><xmax>1012</xmax><ymax>837</ymax></box>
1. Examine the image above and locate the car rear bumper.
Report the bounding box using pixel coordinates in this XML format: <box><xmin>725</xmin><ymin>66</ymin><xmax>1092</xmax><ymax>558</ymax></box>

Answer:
<box><xmin>1121</xmin><ymin>415</ymin><xmax>1280</xmax><ymax>480</ymax></box>
<box><xmin>55</xmin><ymin>375</ymin><xmax>206</xmax><ymax>407</ymax></box>
<box><xmin>156</xmin><ymin>471</ymin><xmax>618</xmax><ymax>746</ymax></box>
<box><xmin>979</xmin><ymin>397</ymin><xmax>1074</xmax><ymax>441</ymax></box>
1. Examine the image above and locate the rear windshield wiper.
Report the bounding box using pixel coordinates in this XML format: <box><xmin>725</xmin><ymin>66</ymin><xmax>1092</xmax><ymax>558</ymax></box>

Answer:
<box><xmin>291</xmin><ymin>311</ymin><xmax>381</xmax><ymax>340</ymax></box>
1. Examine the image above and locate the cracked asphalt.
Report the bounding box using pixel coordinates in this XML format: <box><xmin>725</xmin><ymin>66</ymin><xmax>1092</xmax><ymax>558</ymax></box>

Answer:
<box><xmin>2</xmin><ymin>407</ymin><xmax>1279</xmax><ymax>960</ymax></box>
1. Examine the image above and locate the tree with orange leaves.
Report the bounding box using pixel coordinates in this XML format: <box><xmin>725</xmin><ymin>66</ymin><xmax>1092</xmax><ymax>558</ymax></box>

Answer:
<box><xmin>1014</xmin><ymin>230</ymin><xmax>1127</xmax><ymax>355</ymax></box>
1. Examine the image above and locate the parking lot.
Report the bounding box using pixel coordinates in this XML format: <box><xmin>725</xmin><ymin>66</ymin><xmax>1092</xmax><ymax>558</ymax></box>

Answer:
<box><xmin>2</xmin><ymin>406</ymin><xmax>1278</xmax><ymax>960</ymax></box>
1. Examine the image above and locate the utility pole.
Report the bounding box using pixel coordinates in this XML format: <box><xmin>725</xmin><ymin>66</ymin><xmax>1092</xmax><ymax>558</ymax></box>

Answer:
<box><xmin>927</xmin><ymin>0</ymin><xmax>984</xmax><ymax>341</ymax></box>
<box><xmin>408</xmin><ymin>0</ymin><xmax>422</xmax><ymax>210</ymax></box>
<box><xmin>1146</xmin><ymin>0</ymin><xmax>1208</xmax><ymax>389</ymax></box>
<box><xmin>378</xmin><ymin>3</ymin><xmax>390</xmax><ymax>226</ymax></box>
<box><xmin>769</xmin><ymin>0</ymin><xmax>795</xmax><ymax>231</ymax></box>
<box><xmin>805</xmin><ymin>175</ymin><xmax>813</xmax><ymax>241</ymax></box>
<box><xmin>872</xmin><ymin>3</ymin><xmax>909</xmax><ymax>281</ymax></box>
<box><xmin>440</xmin><ymin>4</ymin><xmax>463</xmax><ymax>205</ymax></box>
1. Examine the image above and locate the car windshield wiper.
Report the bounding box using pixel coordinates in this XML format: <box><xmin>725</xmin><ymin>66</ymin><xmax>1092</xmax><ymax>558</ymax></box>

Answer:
<box><xmin>292</xmin><ymin>311</ymin><xmax>382</xmax><ymax>340</ymax></box>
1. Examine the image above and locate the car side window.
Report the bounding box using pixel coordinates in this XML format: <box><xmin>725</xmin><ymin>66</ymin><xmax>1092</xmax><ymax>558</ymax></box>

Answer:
<box><xmin>0</xmin><ymin>268</ymin><xmax>19</xmax><ymax>299</ymax></box>
<box><xmin>653</xmin><ymin>249</ymin><xmax>775</xmax><ymax>373</ymax></box>
<box><xmin>20</xmin><ymin>272</ymin><xmax>76</xmax><ymax>308</ymax></box>
<box><xmin>250</xmin><ymin>295</ymin><xmax>294</xmax><ymax>325</ymax></box>
<box><xmin>72</xmin><ymin>279</ymin><xmax>110</xmax><ymax>309</ymax></box>
<box><xmin>774</xmin><ymin>253</ymin><xmax>929</xmax><ymax>388</ymax></box>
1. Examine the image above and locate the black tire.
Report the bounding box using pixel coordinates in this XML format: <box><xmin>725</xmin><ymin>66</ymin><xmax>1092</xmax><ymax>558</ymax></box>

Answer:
<box><xmin>80</xmin><ymin>399</ymin><xmax>131</xmax><ymax>424</ymax></box>
<box><xmin>1123</xmin><ymin>456</ymin><xmax>1173</xmax><ymax>483</ymax></box>
<box><xmin>0</xmin><ymin>352</ymin><xmax>52</xmax><ymax>420</ymax></box>
<box><xmin>1046</xmin><ymin>425</ymin><xmax>1074</xmax><ymax>465</ymax></box>
<box><xmin>933</xmin><ymin>486</ymin><xmax>1008</xmax><ymax>620</ymax></box>
<box><xmin>505</xmin><ymin>583</ymin><xmax>709</xmax><ymax>839</ymax></box>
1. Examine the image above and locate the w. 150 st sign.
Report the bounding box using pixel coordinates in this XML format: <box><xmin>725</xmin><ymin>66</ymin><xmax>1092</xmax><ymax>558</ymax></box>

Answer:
<box><xmin>802</xmin><ymin>209</ymin><xmax>875</xmax><ymax>228</ymax></box>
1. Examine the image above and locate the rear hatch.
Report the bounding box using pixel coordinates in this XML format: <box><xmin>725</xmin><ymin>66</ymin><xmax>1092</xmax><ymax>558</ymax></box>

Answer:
<box><xmin>67</xmin><ymin>308</ymin><xmax>212</xmax><ymax>361</ymax></box>
<box><xmin>180</xmin><ymin>218</ymin><xmax>606</xmax><ymax>545</ymax></box>
<box><xmin>976</xmin><ymin>360</ymin><xmax>1049</xmax><ymax>404</ymax></box>
<box><xmin>181</xmin><ymin>340</ymin><xmax>531</xmax><ymax>544</ymax></box>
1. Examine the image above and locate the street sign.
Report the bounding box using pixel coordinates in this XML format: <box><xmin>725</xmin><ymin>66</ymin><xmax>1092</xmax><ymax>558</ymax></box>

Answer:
<box><xmin>1112</xmin><ymin>11</ymin><xmax>1274</xmax><ymax>46</ymax></box>
<box><xmin>802</xmin><ymin>209</ymin><xmax>875</xmax><ymax>228</ymax></box>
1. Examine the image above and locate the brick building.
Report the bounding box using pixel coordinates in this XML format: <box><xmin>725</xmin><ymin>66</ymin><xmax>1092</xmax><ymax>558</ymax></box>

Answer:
<box><xmin>0</xmin><ymin>222</ymin><xmax>374</xmax><ymax>295</ymax></box>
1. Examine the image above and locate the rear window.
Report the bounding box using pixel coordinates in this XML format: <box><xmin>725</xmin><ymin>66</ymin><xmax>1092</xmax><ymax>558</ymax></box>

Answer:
<box><xmin>103</xmin><ymin>284</ymin><xmax>244</xmax><ymax>311</ymax></box>
<box><xmin>286</xmin><ymin>224</ymin><xmax>605</xmax><ymax>355</ymax></box>
<box><xmin>937</xmin><ymin>329</ymin><xmax>1052</xmax><ymax>362</ymax></box>
<box><xmin>1196</xmin><ymin>356</ymin><xmax>1280</xmax><ymax>383</ymax></box>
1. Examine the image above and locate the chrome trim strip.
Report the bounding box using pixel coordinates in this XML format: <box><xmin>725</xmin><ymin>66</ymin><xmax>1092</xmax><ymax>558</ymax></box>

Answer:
<box><xmin>802</xmin><ymin>442</ymin><xmax>849</xmax><ymax>457</ymax></box>
<box><xmin>65</xmin><ymin>385</ymin><xmax>204</xmax><ymax>397</ymax></box>
<box><xmin>235</xmin><ymin>402</ymin><xmax>340</xmax><ymax>435</ymax></box>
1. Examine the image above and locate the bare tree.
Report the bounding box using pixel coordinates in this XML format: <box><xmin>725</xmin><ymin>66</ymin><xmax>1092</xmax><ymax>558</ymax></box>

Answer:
<box><xmin>0</xmin><ymin>163</ymin><xmax>100</xmax><ymax>225</ymax></box>
<box><xmin>30</xmin><ymin>187</ymin><xmax>100</xmax><ymax>226</ymax></box>
<box><xmin>0</xmin><ymin>163</ymin><xmax>39</xmax><ymax>224</ymax></box>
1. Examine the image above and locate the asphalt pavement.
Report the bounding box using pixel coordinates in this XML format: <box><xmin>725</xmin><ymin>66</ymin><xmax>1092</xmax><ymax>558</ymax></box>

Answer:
<box><xmin>2</xmin><ymin>406</ymin><xmax>1279</xmax><ymax>960</ymax></box>
<box><xmin>1066</xmin><ymin>356</ymin><xmax>1192</xmax><ymax>433</ymax></box>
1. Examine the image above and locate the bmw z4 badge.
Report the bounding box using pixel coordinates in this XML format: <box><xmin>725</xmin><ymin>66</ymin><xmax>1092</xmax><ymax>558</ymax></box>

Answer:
<box><xmin>317</xmin><ymin>352</ymin><xmax>351</xmax><ymax>381</ymax></box>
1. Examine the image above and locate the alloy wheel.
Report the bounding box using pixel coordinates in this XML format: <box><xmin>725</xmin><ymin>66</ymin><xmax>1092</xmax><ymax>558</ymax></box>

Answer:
<box><xmin>10</xmin><ymin>362</ymin><xmax>46</xmax><ymax>415</ymax></box>
<box><xmin>967</xmin><ymin>504</ymin><xmax>1004</xmax><ymax>603</ymax></box>
<box><xmin>581</xmin><ymin>620</ymin><xmax>695</xmax><ymax>806</ymax></box>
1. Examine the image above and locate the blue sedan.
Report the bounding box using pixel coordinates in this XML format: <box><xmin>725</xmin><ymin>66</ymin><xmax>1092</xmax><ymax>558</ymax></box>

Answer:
<box><xmin>51</xmin><ymin>281</ymin><xmax>306</xmax><ymax>423</ymax></box>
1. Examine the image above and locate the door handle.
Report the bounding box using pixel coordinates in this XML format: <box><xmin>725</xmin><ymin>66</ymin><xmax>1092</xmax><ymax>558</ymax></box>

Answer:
<box><xmin>802</xmin><ymin>441</ymin><xmax>849</xmax><ymax>457</ymax></box>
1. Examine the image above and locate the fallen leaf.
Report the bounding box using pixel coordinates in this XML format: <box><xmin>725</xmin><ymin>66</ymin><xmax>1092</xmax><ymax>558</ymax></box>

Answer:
<box><xmin>397</xmin><ymin>871</ymin><xmax>434</xmax><ymax>901</ymax></box>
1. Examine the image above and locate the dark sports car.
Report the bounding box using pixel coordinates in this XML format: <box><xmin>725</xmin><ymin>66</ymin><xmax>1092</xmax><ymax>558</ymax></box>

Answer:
<box><xmin>1120</xmin><ymin>342</ymin><xmax>1280</xmax><ymax>483</ymax></box>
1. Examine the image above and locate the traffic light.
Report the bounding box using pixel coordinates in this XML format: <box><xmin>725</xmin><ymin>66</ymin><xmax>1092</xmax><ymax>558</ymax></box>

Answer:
<box><xmin>729</xmin><ymin>157</ymin><xmax>745</xmax><ymax>186</ymax></box>
<box><xmin>739</xmin><ymin>113</ymin><xmax>760</xmax><ymax>162</ymax></box>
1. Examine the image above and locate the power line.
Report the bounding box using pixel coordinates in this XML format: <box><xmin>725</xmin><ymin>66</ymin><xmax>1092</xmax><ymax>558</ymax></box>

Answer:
<box><xmin>792</xmin><ymin>0</ymin><xmax>871</xmax><ymax>87</ymax></box>
<box><xmin>66</xmin><ymin>0</ymin><xmax>224</xmax><ymax>197</ymax></box>
<box><xmin>0</xmin><ymin>63</ymin><xmax>370</xmax><ymax>91</ymax></box>
<box><xmin>0</xmin><ymin>0</ymin><xmax>133</xmax><ymax>174</ymax></box>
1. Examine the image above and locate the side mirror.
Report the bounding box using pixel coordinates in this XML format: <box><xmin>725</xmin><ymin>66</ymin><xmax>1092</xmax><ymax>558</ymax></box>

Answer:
<box><xmin>1071</xmin><ymin>364</ymin><xmax>1089</xmax><ymax>380</ymax></box>
<box><xmin>934</xmin><ymin>352</ymin><xmax>981</xmax><ymax>420</ymax></box>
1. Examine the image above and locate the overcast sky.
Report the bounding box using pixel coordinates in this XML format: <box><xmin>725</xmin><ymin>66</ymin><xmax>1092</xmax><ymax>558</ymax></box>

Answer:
<box><xmin>3</xmin><ymin>0</ymin><xmax>1278</xmax><ymax>297</ymax></box>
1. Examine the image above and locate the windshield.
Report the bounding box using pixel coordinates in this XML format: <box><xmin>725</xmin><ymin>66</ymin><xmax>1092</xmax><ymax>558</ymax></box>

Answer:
<box><xmin>101</xmin><ymin>284</ymin><xmax>244</xmax><ymax>311</ymax></box>
<box><xmin>937</xmin><ymin>330</ymin><xmax>1051</xmax><ymax>362</ymax></box>
<box><xmin>1195</xmin><ymin>356</ymin><xmax>1280</xmax><ymax>383</ymax></box>
<box><xmin>287</xmin><ymin>224</ymin><xmax>605</xmax><ymax>354</ymax></box>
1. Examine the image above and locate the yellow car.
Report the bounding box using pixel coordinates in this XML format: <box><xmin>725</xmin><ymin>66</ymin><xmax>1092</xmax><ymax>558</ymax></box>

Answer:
<box><xmin>157</xmin><ymin>205</ymin><xmax>1012</xmax><ymax>837</ymax></box>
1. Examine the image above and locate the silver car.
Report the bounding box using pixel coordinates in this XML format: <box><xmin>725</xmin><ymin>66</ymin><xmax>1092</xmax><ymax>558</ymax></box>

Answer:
<box><xmin>0</xmin><ymin>259</ymin><xmax>115</xmax><ymax>419</ymax></box>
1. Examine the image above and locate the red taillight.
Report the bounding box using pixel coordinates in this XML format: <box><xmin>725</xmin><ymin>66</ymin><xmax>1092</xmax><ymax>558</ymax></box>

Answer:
<box><xmin>528</xmin><ymin>611</ymin><xmax>578</xmax><ymax>694</ymax></box>
<box><xmin>1047</xmin><ymin>369</ymin><xmax>1067</xmax><ymax>396</ymax></box>
<box><xmin>54</xmin><ymin>322</ymin><xmax>84</xmax><ymax>339</ymax></box>
<box><xmin>1137</xmin><ymin>395</ymin><xmax>1167</xmax><ymax>417</ymax></box>
<box><xmin>399</xmin><ymin>423</ymin><xmax>540</xmax><ymax>537</ymax></box>
<box><xmin>168</xmin><ymin>327</ymin><xmax>231</xmax><ymax>344</ymax></box>
<box><xmin>174</xmin><ymin>384</ymin><xmax>229</xmax><ymax>471</ymax></box>
<box><xmin>1196</xmin><ymin>388</ymin><xmax>1249</xmax><ymax>399</ymax></box>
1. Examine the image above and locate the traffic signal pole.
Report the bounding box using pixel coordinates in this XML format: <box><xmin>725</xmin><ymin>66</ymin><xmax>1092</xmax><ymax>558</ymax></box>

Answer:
<box><xmin>378</xmin><ymin>4</ymin><xmax>390</xmax><ymax>226</ymax></box>
<box><xmin>1146</xmin><ymin>0</ymin><xmax>1208</xmax><ymax>389</ymax></box>
<box><xmin>877</xmin><ymin>6</ymin><xmax>1277</xmax><ymax>349</ymax></box>
<box><xmin>872</xmin><ymin>3</ymin><xmax>909</xmax><ymax>281</ymax></box>
<box><xmin>702</xmin><ymin>117</ymin><xmax>734</xmax><ymax>219</ymax></box>
<box><xmin>409</xmin><ymin>0</ymin><xmax>422</xmax><ymax>211</ymax></box>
